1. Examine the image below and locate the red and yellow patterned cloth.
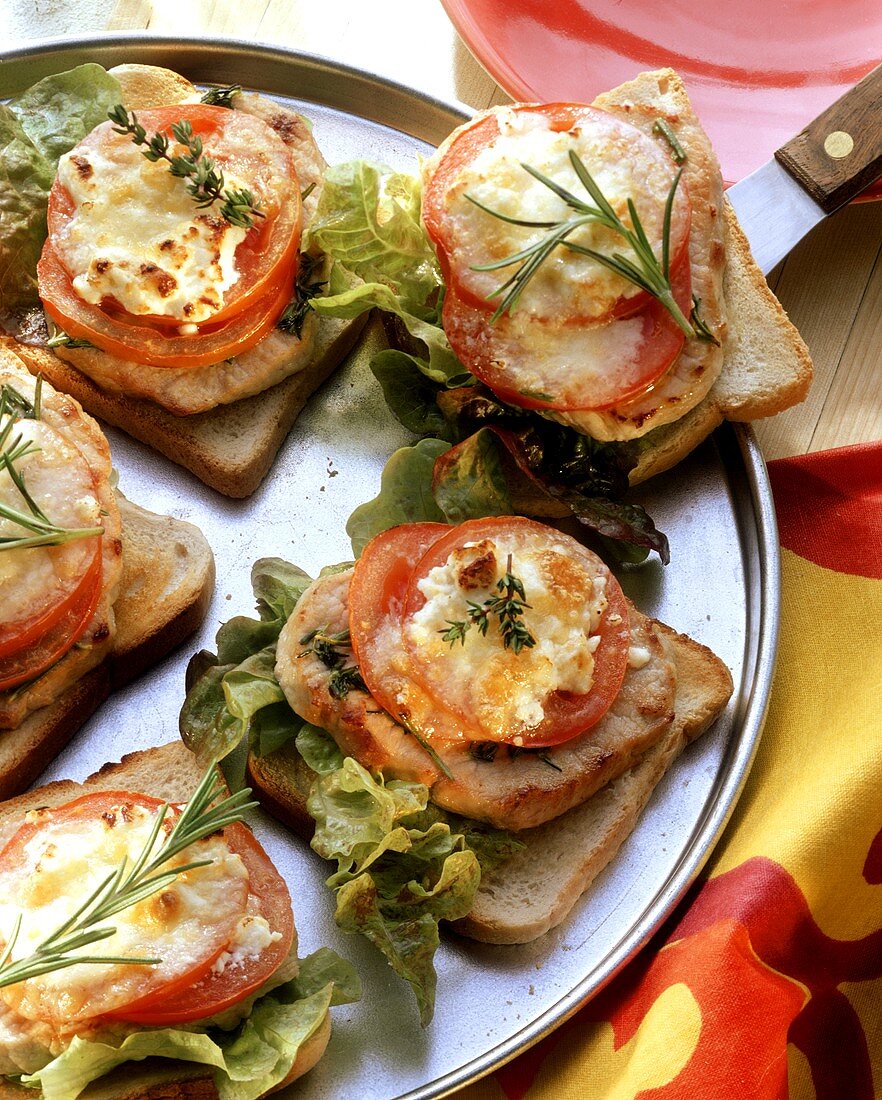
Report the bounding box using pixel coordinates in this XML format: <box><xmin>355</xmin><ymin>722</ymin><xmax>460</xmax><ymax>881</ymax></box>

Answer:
<box><xmin>459</xmin><ymin>441</ymin><xmax>882</xmax><ymax>1100</ymax></box>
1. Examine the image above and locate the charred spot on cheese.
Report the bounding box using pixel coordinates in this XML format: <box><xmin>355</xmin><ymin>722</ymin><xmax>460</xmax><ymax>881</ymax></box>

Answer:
<box><xmin>54</xmin><ymin>133</ymin><xmax>250</xmax><ymax>324</ymax></box>
<box><xmin>452</xmin><ymin>540</ymin><xmax>497</xmax><ymax>590</ymax></box>
<box><xmin>444</xmin><ymin>107</ymin><xmax>689</xmax><ymax>321</ymax></box>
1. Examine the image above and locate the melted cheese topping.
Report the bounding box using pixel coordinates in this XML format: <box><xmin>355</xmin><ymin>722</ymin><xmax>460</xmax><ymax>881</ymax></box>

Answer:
<box><xmin>404</xmin><ymin>535</ymin><xmax>607</xmax><ymax>740</ymax></box>
<box><xmin>443</xmin><ymin>108</ymin><xmax>685</xmax><ymax>320</ymax></box>
<box><xmin>0</xmin><ymin>802</ymin><xmax>250</xmax><ymax>1027</ymax></box>
<box><xmin>55</xmin><ymin>135</ymin><xmax>249</xmax><ymax>323</ymax></box>
<box><xmin>0</xmin><ymin>415</ymin><xmax>101</xmax><ymax>629</ymax></box>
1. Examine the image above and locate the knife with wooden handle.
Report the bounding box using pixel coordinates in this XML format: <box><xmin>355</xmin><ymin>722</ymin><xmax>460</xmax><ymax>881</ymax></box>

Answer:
<box><xmin>726</xmin><ymin>61</ymin><xmax>882</xmax><ymax>274</ymax></box>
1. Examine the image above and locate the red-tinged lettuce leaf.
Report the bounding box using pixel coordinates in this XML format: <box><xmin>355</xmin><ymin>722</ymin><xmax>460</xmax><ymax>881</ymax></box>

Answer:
<box><xmin>434</xmin><ymin>385</ymin><xmax>669</xmax><ymax>563</ymax></box>
<box><xmin>490</xmin><ymin>426</ymin><xmax>670</xmax><ymax>565</ymax></box>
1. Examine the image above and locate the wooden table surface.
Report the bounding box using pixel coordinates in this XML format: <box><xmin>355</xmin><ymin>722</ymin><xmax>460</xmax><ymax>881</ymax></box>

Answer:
<box><xmin>95</xmin><ymin>0</ymin><xmax>882</xmax><ymax>460</ymax></box>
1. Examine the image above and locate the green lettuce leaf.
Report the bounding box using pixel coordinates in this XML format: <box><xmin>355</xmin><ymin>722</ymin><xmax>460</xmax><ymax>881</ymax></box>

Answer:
<box><xmin>431</xmin><ymin>426</ymin><xmax>512</xmax><ymax>523</ymax></box>
<box><xmin>10</xmin><ymin>65</ymin><xmax>121</xmax><ymax>168</ymax></box>
<box><xmin>312</xmin><ymin>277</ymin><xmax>464</xmax><ymax>384</ymax></box>
<box><xmin>21</xmin><ymin>951</ymin><xmax>359</xmax><ymax>1100</ymax></box>
<box><xmin>252</xmin><ymin>702</ymin><xmax>305</xmax><ymax>760</ymax></box>
<box><xmin>0</xmin><ymin>108</ymin><xmax>52</xmax><ymax>318</ymax></box>
<box><xmin>370</xmin><ymin>348</ymin><xmax>452</xmax><ymax>438</ymax></box>
<box><xmin>346</xmin><ymin>438</ymin><xmax>450</xmax><ymax>556</ymax></box>
<box><xmin>307</xmin><ymin>758</ymin><xmax>480</xmax><ymax>1025</ymax></box>
<box><xmin>222</xmin><ymin>646</ymin><xmax>287</xmax><ymax>735</ymax></box>
<box><xmin>307</xmin><ymin>160</ymin><xmax>441</xmax><ymax>318</ymax></box>
<box><xmin>179</xmin><ymin>660</ymin><xmax>240</xmax><ymax>768</ymax></box>
<box><xmin>295</xmin><ymin>724</ymin><xmax>345</xmax><ymax>776</ymax></box>
<box><xmin>251</xmin><ymin>558</ymin><xmax>313</xmax><ymax>624</ymax></box>
<box><xmin>180</xmin><ymin>560</ymin><xmax>318</xmax><ymax>784</ymax></box>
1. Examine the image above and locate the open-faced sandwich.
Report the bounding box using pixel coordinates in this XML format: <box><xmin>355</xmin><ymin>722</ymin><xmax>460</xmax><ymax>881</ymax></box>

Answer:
<box><xmin>0</xmin><ymin>349</ymin><xmax>213</xmax><ymax>798</ymax></box>
<box><xmin>303</xmin><ymin>68</ymin><xmax>813</xmax><ymax>561</ymax></box>
<box><xmin>0</xmin><ymin>741</ymin><xmax>359</xmax><ymax>1100</ymax></box>
<box><xmin>180</xmin><ymin>518</ymin><xmax>733</xmax><ymax>1024</ymax></box>
<box><xmin>0</xmin><ymin>63</ymin><xmax>365</xmax><ymax>496</ymax></box>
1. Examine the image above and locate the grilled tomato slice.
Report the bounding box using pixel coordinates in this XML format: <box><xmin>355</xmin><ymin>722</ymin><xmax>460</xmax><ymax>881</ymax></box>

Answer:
<box><xmin>0</xmin><ymin>790</ymin><xmax>293</xmax><ymax>1027</ymax></box>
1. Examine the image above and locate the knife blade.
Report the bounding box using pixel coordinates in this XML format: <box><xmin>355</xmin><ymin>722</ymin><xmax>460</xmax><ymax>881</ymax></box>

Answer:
<box><xmin>725</xmin><ymin>60</ymin><xmax>882</xmax><ymax>275</ymax></box>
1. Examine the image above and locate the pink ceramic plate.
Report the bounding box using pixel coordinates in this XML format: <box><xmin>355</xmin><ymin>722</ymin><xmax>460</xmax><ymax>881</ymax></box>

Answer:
<box><xmin>441</xmin><ymin>0</ymin><xmax>882</xmax><ymax>195</ymax></box>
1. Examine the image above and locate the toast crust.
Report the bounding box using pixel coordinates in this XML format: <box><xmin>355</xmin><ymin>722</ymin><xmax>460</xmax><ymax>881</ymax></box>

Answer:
<box><xmin>0</xmin><ymin>498</ymin><xmax>214</xmax><ymax>800</ymax></box>
<box><xmin>0</xmin><ymin>743</ymin><xmax>330</xmax><ymax>1100</ymax></box>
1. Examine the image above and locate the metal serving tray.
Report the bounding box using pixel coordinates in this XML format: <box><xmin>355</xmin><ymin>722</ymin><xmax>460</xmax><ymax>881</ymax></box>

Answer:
<box><xmin>0</xmin><ymin>36</ymin><xmax>780</xmax><ymax>1100</ymax></box>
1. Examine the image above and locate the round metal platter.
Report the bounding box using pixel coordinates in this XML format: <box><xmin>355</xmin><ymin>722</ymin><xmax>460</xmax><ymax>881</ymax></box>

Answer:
<box><xmin>0</xmin><ymin>37</ymin><xmax>780</xmax><ymax>1100</ymax></box>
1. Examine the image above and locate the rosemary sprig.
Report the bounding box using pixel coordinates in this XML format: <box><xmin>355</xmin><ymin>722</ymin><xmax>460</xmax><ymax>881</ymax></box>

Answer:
<box><xmin>690</xmin><ymin>295</ymin><xmax>721</xmax><ymax>346</ymax></box>
<box><xmin>46</xmin><ymin>329</ymin><xmax>95</xmax><ymax>350</ymax></box>
<box><xmin>107</xmin><ymin>105</ymin><xmax>264</xmax><ymax>229</ymax></box>
<box><xmin>0</xmin><ymin>380</ymin><xmax>105</xmax><ymax>553</ymax></box>
<box><xmin>442</xmin><ymin>554</ymin><xmax>536</xmax><ymax>655</ymax></box>
<box><xmin>200</xmin><ymin>84</ymin><xmax>241</xmax><ymax>109</ymax></box>
<box><xmin>0</xmin><ymin>769</ymin><xmax>258</xmax><ymax>990</ymax></box>
<box><xmin>467</xmin><ymin>150</ymin><xmax>694</xmax><ymax>336</ymax></box>
<box><xmin>278</xmin><ymin>254</ymin><xmax>328</xmax><ymax>339</ymax></box>
<box><xmin>399</xmin><ymin>717</ymin><xmax>454</xmax><ymax>780</ymax></box>
<box><xmin>652</xmin><ymin>118</ymin><xmax>686</xmax><ymax>165</ymax></box>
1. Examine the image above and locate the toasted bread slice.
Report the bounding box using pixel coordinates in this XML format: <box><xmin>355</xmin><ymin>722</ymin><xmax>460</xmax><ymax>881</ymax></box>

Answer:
<box><xmin>0</xmin><ymin>497</ymin><xmax>214</xmax><ymax>799</ymax></box>
<box><xmin>0</xmin><ymin>742</ymin><xmax>330</xmax><ymax>1100</ymax></box>
<box><xmin>246</xmin><ymin>620</ymin><xmax>733</xmax><ymax>944</ymax></box>
<box><xmin>590</xmin><ymin>70</ymin><xmax>812</xmax><ymax>483</ymax></box>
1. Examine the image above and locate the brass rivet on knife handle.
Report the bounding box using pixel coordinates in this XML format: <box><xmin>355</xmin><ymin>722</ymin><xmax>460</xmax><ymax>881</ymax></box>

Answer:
<box><xmin>774</xmin><ymin>61</ymin><xmax>882</xmax><ymax>214</ymax></box>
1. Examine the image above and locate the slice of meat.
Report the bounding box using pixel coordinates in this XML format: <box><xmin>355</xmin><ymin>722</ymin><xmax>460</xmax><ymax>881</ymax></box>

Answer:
<box><xmin>275</xmin><ymin>569</ymin><xmax>677</xmax><ymax>831</ymax></box>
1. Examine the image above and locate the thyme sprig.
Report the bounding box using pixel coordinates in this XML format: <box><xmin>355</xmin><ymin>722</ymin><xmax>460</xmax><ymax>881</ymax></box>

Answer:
<box><xmin>278</xmin><ymin>254</ymin><xmax>328</xmax><ymax>339</ymax></box>
<box><xmin>0</xmin><ymin>768</ymin><xmax>258</xmax><ymax>989</ymax></box>
<box><xmin>299</xmin><ymin>626</ymin><xmax>366</xmax><ymax>698</ymax></box>
<box><xmin>441</xmin><ymin>555</ymin><xmax>536</xmax><ymax>655</ymax></box>
<box><xmin>0</xmin><ymin>380</ymin><xmax>105</xmax><ymax>554</ymax></box>
<box><xmin>200</xmin><ymin>84</ymin><xmax>241</xmax><ymax>109</ymax></box>
<box><xmin>108</xmin><ymin>105</ymin><xmax>264</xmax><ymax>229</ymax></box>
<box><xmin>466</xmin><ymin>150</ymin><xmax>695</xmax><ymax>335</ymax></box>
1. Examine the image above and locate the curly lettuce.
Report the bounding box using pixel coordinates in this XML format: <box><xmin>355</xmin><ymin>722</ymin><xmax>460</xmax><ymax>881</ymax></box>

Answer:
<box><xmin>301</xmin><ymin>729</ymin><xmax>520</xmax><ymax>1026</ymax></box>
